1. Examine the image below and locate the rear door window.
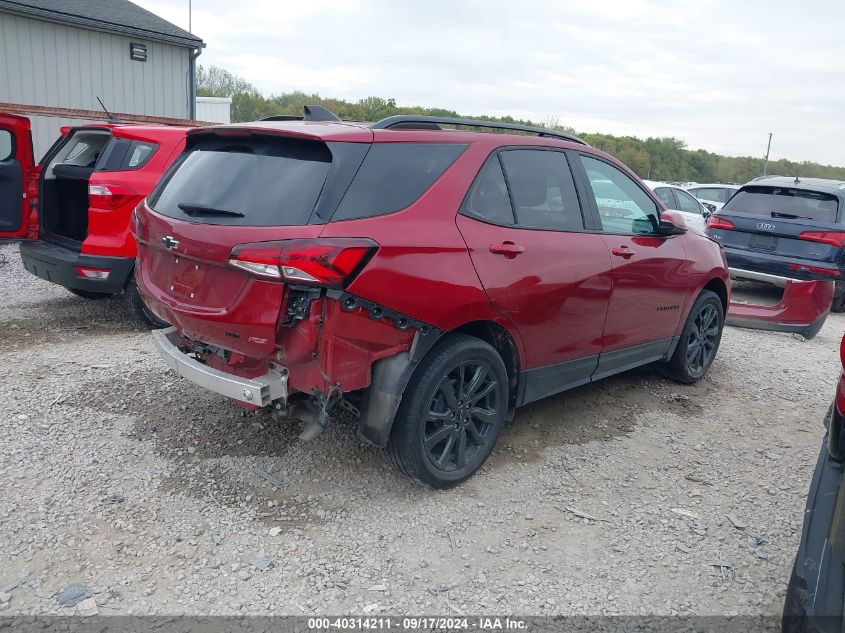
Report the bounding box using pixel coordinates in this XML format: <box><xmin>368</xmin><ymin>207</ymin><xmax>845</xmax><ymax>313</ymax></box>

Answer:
<box><xmin>499</xmin><ymin>149</ymin><xmax>584</xmax><ymax>231</ymax></box>
<box><xmin>149</xmin><ymin>137</ymin><xmax>332</xmax><ymax>226</ymax></box>
<box><xmin>332</xmin><ymin>143</ymin><xmax>467</xmax><ymax>221</ymax></box>
<box><xmin>674</xmin><ymin>189</ymin><xmax>703</xmax><ymax>214</ymax></box>
<box><xmin>723</xmin><ymin>186</ymin><xmax>840</xmax><ymax>222</ymax></box>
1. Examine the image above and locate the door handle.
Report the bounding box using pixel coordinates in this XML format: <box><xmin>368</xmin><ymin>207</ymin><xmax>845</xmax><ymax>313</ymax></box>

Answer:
<box><xmin>611</xmin><ymin>246</ymin><xmax>635</xmax><ymax>259</ymax></box>
<box><xmin>489</xmin><ymin>242</ymin><xmax>525</xmax><ymax>258</ymax></box>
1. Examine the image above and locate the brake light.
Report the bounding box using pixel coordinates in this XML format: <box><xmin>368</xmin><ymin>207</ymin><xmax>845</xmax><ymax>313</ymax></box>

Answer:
<box><xmin>89</xmin><ymin>184</ymin><xmax>140</xmax><ymax>210</ymax></box>
<box><xmin>706</xmin><ymin>216</ymin><xmax>734</xmax><ymax>230</ymax></box>
<box><xmin>798</xmin><ymin>231</ymin><xmax>845</xmax><ymax>248</ymax></box>
<box><xmin>228</xmin><ymin>238</ymin><xmax>379</xmax><ymax>288</ymax></box>
<box><xmin>787</xmin><ymin>263</ymin><xmax>841</xmax><ymax>277</ymax></box>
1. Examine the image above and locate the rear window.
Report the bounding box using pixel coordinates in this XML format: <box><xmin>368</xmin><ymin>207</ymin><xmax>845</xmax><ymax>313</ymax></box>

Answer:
<box><xmin>331</xmin><ymin>143</ymin><xmax>467</xmax><ymax>221</ymax></box>
<box><xmin>149</xmin><ymin>137</ymin><xmax>332</xmax><ymax>226</ymax></box>
<box><xmin>691</xmin><ymin>187</ymin><xmax>735</xmax><ymax>203</ymax></box>
<box><xmin>723</xmin><ymin>186</ymin><xmax>840</xmax><ymax>223</ymax></box>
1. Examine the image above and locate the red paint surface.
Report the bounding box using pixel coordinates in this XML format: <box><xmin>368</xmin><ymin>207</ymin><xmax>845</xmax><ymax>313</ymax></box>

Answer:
<box><xmin>134</xmin><ymin>121</ymin><xmax>730</xmax><ymax>402</ymax></box>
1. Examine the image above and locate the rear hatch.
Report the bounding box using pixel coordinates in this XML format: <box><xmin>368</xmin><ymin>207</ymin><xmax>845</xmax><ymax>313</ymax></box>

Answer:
<box><xmin>708</xmin><ymin>185</ymin><xmax>845</xmax><ymax>282</ymax></box>
<box><xmin>134</xmin><ymin>129</ymin><xmax>371</xmax><ymax>359</ymax></box>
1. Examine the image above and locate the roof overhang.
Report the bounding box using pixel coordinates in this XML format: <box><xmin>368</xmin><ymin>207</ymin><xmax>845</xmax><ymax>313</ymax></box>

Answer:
<box><xmin>0</xmin><ymin>1</ymin><xmax>205</xmax><ymax>49</ymax></box>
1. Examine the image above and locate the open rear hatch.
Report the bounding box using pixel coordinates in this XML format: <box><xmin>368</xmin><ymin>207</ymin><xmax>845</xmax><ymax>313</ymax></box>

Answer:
<box><xmin>134</xmin><ymin>132</ymin><xmax>341</xmax><ymax>359</ymax></box>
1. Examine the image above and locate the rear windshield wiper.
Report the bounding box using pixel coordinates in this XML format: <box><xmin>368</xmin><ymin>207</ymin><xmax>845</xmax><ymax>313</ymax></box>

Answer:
<box><xmin>771</xmin><ymin>211</ymin><xmax>811</xmax><ymax>220</ymax></box>
<box><xmin>177</xmin><ymin>203</ymin><xmax>244</xmax><ymax>217</ymax></box>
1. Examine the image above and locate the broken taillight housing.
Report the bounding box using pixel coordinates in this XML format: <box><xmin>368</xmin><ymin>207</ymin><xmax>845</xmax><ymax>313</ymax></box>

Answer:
<box><xmin>89</xmin><ymin>184</ymin><xmax>140</xmax><ymax>210</ymax></box>
<box><xmin>706</xmin><ymin>216</ymin><xmax>734</xmax><ymax>230</ymax></box>
<box><xmin>228</xmin><ymin>238</ymin><xmax>378</xmax><ymax>288</ymax></box>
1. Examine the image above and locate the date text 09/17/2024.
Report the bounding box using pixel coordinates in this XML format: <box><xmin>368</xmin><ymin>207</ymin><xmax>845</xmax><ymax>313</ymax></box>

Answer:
<box><xmin>307</xmin><ymin>617</ymin><xmax>528</xmax><ymax>630</ymax></box>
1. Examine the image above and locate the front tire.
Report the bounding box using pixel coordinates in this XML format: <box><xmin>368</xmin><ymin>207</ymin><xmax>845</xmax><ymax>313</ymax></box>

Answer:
<box><xmin>127</xmin><ymin>275</ymin><xmax>169</xmax><ymax>329</ymax></box>
<box><xmin>659</xmin><ymin>289</ymin><xmax>724</xmax><ymax>384</ymax></box>
<box><xmin>383</xmin><ymin>334</ymin><xmax>508</xmax><ymax>488</ymax></box>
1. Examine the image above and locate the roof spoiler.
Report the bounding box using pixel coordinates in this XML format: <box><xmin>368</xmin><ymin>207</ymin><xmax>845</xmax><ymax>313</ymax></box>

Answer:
<box><xmin>261</xmin><ymin>105</ymin><xmax>341</xmax><ymax>123</ymax></box>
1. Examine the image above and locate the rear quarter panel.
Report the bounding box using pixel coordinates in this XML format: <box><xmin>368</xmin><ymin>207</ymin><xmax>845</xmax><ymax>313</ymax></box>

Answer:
<box><xmin>318</xmin><ymin>140</ymin><xmax>528</xmax><ymax>365</ymax></box>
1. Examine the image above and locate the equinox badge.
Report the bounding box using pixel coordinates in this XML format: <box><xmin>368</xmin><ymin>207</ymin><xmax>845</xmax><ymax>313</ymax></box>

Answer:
<box><xmin>162</xmin><ymin>235</ymin><xmax>180</xmax><ymax>250</ymax></box>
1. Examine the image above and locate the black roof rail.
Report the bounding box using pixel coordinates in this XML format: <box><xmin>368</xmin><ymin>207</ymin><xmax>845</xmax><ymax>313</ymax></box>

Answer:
<box><xmin>371</xmin><ymin>115</ymin><xmax>587</xmax><ymax>145</ymax></box>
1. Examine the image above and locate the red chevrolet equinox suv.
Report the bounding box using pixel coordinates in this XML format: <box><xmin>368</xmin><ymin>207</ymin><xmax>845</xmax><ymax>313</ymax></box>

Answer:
<box><xmin>134</xmin><ymin>106</ymin><xmax>730</xmax><ymax>487</ymax></box>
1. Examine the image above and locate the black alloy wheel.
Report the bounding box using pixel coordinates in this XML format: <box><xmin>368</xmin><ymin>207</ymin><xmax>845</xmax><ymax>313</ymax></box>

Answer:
<box><xmin>686</xmin><ymin>304</ymin><xmax>719</xmax><ymax>375</ymax></box>
<box><xmin>383</xmin><ymin>334</ymin><xmax>508</xmax><ymax>487</ymax></box>
<box><xmin>659</xmin><ymin>289</ymin><xmax>724</xmax><ymax>384</ymax></box>
<box><xmin>423</xmin><ymin>361</ymin><xmax>499</xmax><ymax>472</ymax></box>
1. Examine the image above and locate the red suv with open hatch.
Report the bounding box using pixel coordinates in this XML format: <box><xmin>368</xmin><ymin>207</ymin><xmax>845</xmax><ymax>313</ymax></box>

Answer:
<box><xmin>0</xmin><ymin>113</ymin><xmax>189</xmax><ymax>325</ymax></box>
<box><xmin>135</xmin><ymin>107</ymin><xmax>730</xmax><ymax>487</ymax></box>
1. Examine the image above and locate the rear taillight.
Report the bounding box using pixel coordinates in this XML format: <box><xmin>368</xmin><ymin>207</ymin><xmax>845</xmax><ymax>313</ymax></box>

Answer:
<box><xmin>89</xmin><ymin>184</ymin><xmax>139</xmax><ymax>210</ymax></box>
<box><xmin>706</xmin><ymin>216</ymin><xmax>734</xmax><ymax>230</ymax></box>
<box><xmin>228</xmin><ymin>238</ymin><xmax>378</xmax><ymax>288</ymax></box>
<box><xmin>787</xmin><ymin>263</ymin><xmax>841</xmax><ymax>278</ymax></box>
<box><xmin>75</xmin><ymin>266</ymin><xmax>110</xmax><ymax>280</ymax></box>
<box><xmin>798</xmin><ymin>231</ymin><xmax>845</xmax><ymax>248</ymax></box>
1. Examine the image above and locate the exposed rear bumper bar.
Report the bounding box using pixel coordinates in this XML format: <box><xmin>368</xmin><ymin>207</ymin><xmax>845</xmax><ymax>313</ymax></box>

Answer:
<box><xmin>728</xmin><ymin>267</ymin><xmax>805</xmax><ymax>288</ymax></box>
<box><xmin>151</xmin><ymin>327</ymin><xmax>288</xmax><ymax>407</ymax></box>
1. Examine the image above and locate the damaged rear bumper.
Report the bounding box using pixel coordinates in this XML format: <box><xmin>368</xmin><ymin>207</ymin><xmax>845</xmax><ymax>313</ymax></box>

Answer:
<box><xmin>151</xmin><ymin>327</ymin><xmax>288</xmax><ymax>407</ymax></box>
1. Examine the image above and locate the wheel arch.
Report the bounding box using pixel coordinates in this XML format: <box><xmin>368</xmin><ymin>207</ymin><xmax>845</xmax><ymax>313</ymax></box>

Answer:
<box><xmin>451</xmin><ymin>320</ymin><xmax>521</xmax><ymax>418</ymax></box>
<box><xmin>357</xmin><ymin>318</ymin><xmax>523</xmax><ymax>448</ymax></box>
<box><xmin>702</xmin><ymin>275</ymin><xmax>729</xmax><ymax>314</ymax></box>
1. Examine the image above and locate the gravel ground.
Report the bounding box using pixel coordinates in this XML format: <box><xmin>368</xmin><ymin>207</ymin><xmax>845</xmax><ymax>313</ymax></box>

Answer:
<box><xmin>0</xmin><ymin>240</ymin><xmax>842</xmax><ymax>617</ymax></box>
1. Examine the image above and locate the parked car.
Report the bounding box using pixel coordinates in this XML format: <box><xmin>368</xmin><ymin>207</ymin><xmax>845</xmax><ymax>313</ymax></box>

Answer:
<box><xmin>0</xmin><ymin>113</ymin><xmax>190</xmax><ymax>325</ymax></box>
<box><xmin>135</xmin><ymin>108</ymin><xmax>730</xmax><ymax>487</ymax></box>
<box><xmin>706</xmin><ymin>176</ymin><xmax>845</xmax><ymax>313</ymax></box>
<box><xmin>783</xmin><ymin>334</ymin><xmax>845</xmax><ymax>633</ymax></box>
<box><xmin>644</xmin><ymin>180</ymin><xmax>710</xmax><ymax>232</ymax></box>
<box><xmin>686</xmin><ymin>183</ymin><xmax>740</xmax><ymax>211</ymax></box>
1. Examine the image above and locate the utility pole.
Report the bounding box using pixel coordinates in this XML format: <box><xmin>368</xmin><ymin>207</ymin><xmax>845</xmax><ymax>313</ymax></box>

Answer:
<box><xmin>188</xmin><ymin>0</ymin><xmax>192</xmax><ymax>32</ymax></box>
<box><xmin>763</xmin><ymin>132</ymin><xmax>773</xmax><ymax>176</ymax></box>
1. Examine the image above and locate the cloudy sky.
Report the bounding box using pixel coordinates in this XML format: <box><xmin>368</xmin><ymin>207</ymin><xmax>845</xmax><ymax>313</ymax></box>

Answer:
<box><xmin>136</xmin><ymin>0</ymin><xmax>845</xmax><ymax>166</ymax></box>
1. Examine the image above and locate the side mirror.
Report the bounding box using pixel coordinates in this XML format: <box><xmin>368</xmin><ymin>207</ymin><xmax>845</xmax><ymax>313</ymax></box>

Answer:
<box><xmin>657</xmin><ymin>210</ymin><xmax>688</xmax><ymax>236</ymax></box>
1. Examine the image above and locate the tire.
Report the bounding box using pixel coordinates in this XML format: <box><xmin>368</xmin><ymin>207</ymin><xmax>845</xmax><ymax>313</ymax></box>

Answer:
<box><xmin>832</xmin><ymin>291</ymin><xmax>845</xmax><ymax>313</ymax></box>
<box><xmin>659</xmin><ymin>289</ymin><xmax>724</xmax><ymax>384</ymax></box>
<box><xmin>68</xmin><ymin>288</ymin><xmax>112</xmax><ymax>300</ymax></box>
<box><xmin>127</xmin><ymin>275</ymin><xmax>170</xmax><ymax>329</ymax></box>
<box><xmin>383</xmin><ymin>334</ymin><xmax>508</xmax><ymax>488</ymax></box>
<box><xmin>782</xmin><ymin>559</ymin><xmax>820</xmax><ymax>633</ymax></box>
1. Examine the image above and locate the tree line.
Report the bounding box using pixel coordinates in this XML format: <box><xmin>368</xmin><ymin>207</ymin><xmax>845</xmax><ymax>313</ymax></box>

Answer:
<box><xmin>197</xmin><ymin>65</ymin><xmax>845</xmax><ymax>184</ymax></box>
